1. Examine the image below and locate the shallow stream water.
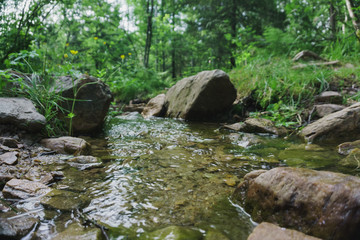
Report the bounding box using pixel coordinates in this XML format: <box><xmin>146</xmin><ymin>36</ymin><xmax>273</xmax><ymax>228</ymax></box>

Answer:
<box><xmin>16</xmin><ymin>112</ymin><xmax>360</xmax><ymax>239</ymax></box>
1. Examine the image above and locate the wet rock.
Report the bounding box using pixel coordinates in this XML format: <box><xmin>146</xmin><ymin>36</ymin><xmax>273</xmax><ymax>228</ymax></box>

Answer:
<box><xmin>0</xmin><ymin>174</ymin><xmax>13</xmax><ymax>189</ymax></box>
<box><xmin>314</xmin><ymin>104</ymin><xmax>345</xmax><ymax>118</ymax></box>
<box><xmin>233</xmin><ymin>167</ymin><xmax>360</xmax><ymax>240</ymax></box>
<box><xmin>315</xmin><ymin>91</ymin><xmax>343</xmax><ymax>104</ymax></box>
<box><xmin>0</xmin><ymin>151</ymin><xmax>18</xmax><ymax>165</ymax></box>
<box><xmin>300</xmin><ymin>102</ymin><xmax>360</xmax><ymax>143</ymax></box>
<box><xmin>0</xmin><ymin>137</ymin><xmax>19</xmax><ymax>148</ymax></box>
<box><xmin>41</xmin><ymin>189</ymin><xmax>89</xmax><ymax>211</ymax></box>
<box><xmin>223</xmin><ymin>122</ymin><xmax>245</xmax><ymax>131</ymax></box>
<box><xmin>142</xmin><ymin>93</ymin><xmax>166</xmax><ymax>118</ymax></box>
<box><xmin>204</xmin><ymin>229</ymin><xmax>229</xmax><ymax>240</ymax></box>
<box><xmin>41</xmin><ymin>137</ymin><xmax>91</xmax><ymax>155</ymax></box>
<box><xmin>0</xmin><ymin>97</ymin><xmax>46</xmax><ymax>132</ymax></box>
<box><xmin>340</xmin><ymin>148</ymin><xmax>360</xmax><ymax>168</ymax></box>
<box><xmin>140</xmin><ymin>226</ymin><xmax>203</xmax><ymax>240</ymax></box>
<box><xmin>164</xmin><ymin>70</ymin><xmax>236</xmax><ymax>121</ymax></box>
<box><xmin>2</xmin><ymin>179</ymin><xmax>51</xmax><ymax>199</ymax></box>
<box><xmin>338</xmin><ymin>139</ymin><xmax>360</xmax><ymax>155</ymax></box>
<box><xmin>67</xmin><ymin>155</ymin><xmax>103</xmax><ymax>170</ymax></box>
<box><xmin>240</xmin><ymin>118</ymin><xmax>288</xmax><ymax>136</ymax></box>
<box><xmin>0</xmin><ymin>212</ymin><xmax>39</xmax><ymax>239</ymax></box>
<box><xmin>52</xmin><ymin>222</ymin><xmax>102</xmax><ymax>240</ymax></box>
<box><xmin>24</xmin><ymin>167</ymin><xmax>55</xmax><ymax>185</ymax></box>
<box><xmin>247</xmin><ymin>222</ymin><xmax>321</xmax><ymax>240</ymax></box>
<box><xmin>56</xmin><ymin>75</ymin><xmax>113</xmax><ymax>133</ymax></box>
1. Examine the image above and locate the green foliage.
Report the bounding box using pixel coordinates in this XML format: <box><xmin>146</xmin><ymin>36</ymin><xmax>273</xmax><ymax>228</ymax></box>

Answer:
<box><xmin>263</xmin><ymin>27</ymin><xmax>297</xmax><ymax>56</ymax></box>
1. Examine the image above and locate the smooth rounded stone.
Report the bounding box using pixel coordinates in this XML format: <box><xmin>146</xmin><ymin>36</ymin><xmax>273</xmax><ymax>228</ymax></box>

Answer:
<box><xmin>247</xmin><ymin>222</ymin><xmax>321</xmax><ymax>240</ymax></box>
<box><xmin>41</xmin><ymin>189</ymin><xmax>89</xmax><ymax>211</ymax></box>
<box><xmin>300</xmin><ymin>102</ymin><xmax>360</xmax><ymax>143</ymax></box>
<box><xmin>164</xmin><ymin>70</ymin><xmax>236</xmax><ymax>121</ymax></box>
<box><xmin>0</xmin><ymin>212</ymin><xmax>39</xmax><ymax>239</ymax></box>
<box><xmin>240</xmin><ymin>118</ymin><xmax>288</xmax><ymax>136</ymax></box>
<box><xmin>314</xmin><ymin>104</ymin><xmax>345</xmax><ymax>118</ymax></box>
<box><xmin>338</xmin><ymin>140</ymin><xmax>360</xmax><ymax>155</ymax></box>
<box><xmin>315</xmin><ymin>91</ymin><xmax>343</xmax><ymax>104</ymax></box>
<box><xmin>140</xmin><ymin>226</ymin><xmax>203</xmax><ymax>240</ymax></box>
<box><xmin>67</xmin><ymin>155</ymin><xmax>103</xmax><ymax>170</ymax></box>
<box><xmin>2</xmin><ymin>179</ymin><xmax>51</xmax><ymax>199</ymax></box>
<box><xmin>0</xmin><ymin>151</ymin><xmax>18</xmax><ymax>165</ymax></box>
<box><xmin>142</xmin><ymin>93</ymin><xmax>166</xmax><ymax>118</ymax></box>
<box><xmin>0</xmin><ymin>97</ymin><xmax>46</xmax><ymax>132</ymax></box>
<box><xmin>55</xmin><ymin>75</ymin><xmax>113</xmax><ymax>133</ymax></box>
<box><xmin>233</xmin><ymin>167</ymin><xmax>360</xmax><ymax>240</ymax></box>
<box><xmin>40</xmin><ymin>137</ymin><xmax>91</xmax><ymax>155</ymax></box>
<box><xmin>52</xmin><ymin>222</ymin><xmax>102</xmax><ymax>240</ymax></box>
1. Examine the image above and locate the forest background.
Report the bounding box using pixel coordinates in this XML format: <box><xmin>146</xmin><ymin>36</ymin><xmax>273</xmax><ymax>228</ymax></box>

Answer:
<box><xmin>1</xmin><ymin>0</ymin><xmax>360</xmax><ymax>131</ymax></box>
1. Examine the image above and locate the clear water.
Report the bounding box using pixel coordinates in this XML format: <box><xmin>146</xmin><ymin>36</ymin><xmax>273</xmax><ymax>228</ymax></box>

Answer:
<box><xmin>11</xmin><ymin>112</ymin><xmax>360</xmax><ymax>239</ymax></box>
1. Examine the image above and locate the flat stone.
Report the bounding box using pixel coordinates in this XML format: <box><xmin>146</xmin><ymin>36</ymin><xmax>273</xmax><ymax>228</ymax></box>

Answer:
<box><xmin>67</xmin><ymin>155</ymin><xmax>103</xmax><ymax>170</ymax></box>
<box><xmin>52</xmin><ymin>222</ymin><xmax>102</xmax><ymax>240</ymax></box>
<box><xmin>247</xmin><ymin>222</ymin><xmax>321</xmax><ymax>240</ymax></box>
<box><xmin>0</xmin><ymin>152</ymin><xmax>18</xmax><ymax>165</ymax></box>
<box><xmin>41</xmin><ymin>189</ymin><xmax>89</xmax><ymax>211</ymax></box>
<box><xmin>0</xmin><ymin>97</ymin><xmax>46</xmax><ymax>132</ymax></box>
<box><xmin>241</xmin><ymin>118</ymin><xmax>288</xmax><ymax>136</ymax></box>
<box><xmin>2</xmin><ymin>179</ymin><xmax>51</xmax><ymax>199</ymax></box>
<box><xmin>223</xmin><ymin>122</ymin><xmax>245</xmax><ymax>131</ymax></box>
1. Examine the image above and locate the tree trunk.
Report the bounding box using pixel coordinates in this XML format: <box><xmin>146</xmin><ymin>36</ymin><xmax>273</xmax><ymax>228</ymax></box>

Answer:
<box><xmin>329</xmin><ymin>2</ymin><xmax>337</xmax><ymax>39</ymax></box>
<box><xmin>345</xmin><ymin>0</ymin><xmax>360</xmax><ymax>41</ymax></box>
<box><xmin>229</xmin><ymin>0</ymin><xmax>237</xmax><ymax>68</ymax></box>
<box><xmin>144</xmin><ymin>0</ymin><xmax>154</xmax><ymax>68</ymax></box>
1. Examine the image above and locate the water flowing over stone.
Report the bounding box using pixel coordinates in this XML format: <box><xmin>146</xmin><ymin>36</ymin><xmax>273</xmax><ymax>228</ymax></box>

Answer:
<box><xmin>233</xmin><ymin>167</ymin><xmax>360</xmax><ymax>240</ymax></box>
<box><xmin>56</xmin><ymin>75</ymin><xmax>113</xmax><ymax>133</ymax></box>
<box><xmin>300</xmin><ymin>102</ymin><xmax>360</xmax><ymax>143</ymax></box>
<box><xmin>0</xmin><ymin>212</ymin><xmax>39</xmax><ymax>239</ymax></box>
<box><xmin>0</xmin><ymin>97</ymin><xmax>46</xmax><ymax>132</ymax></box>
<box><xmin>164</xmin><ymin>70</ymin><xmax>236</xmax><ymax>121</ymax></box>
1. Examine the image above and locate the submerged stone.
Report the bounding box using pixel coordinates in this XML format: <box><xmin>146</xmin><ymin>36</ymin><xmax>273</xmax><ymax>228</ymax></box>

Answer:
<box><xmin>41</xmin><ymin>189</ymin><xmax>89</xmax><ymax>211</ymax></box>
<box><xmin>0</xmin><ymin>212</ymin><xmax>39</xmax><ymax>239</ymax></box>
<box><xmin>67</xmin><ymin>155</ymin><xmax>103</xmax><ymax>170</ymax></box>
<box><xmin>140</xmin><ymin>226</ymin><xmax>203</xmax><ymax>240</ymax></box>
<box><xmin>53</xmin><ymin>222</ymin><xmax>102</xmax><ymax>240</ymax></box>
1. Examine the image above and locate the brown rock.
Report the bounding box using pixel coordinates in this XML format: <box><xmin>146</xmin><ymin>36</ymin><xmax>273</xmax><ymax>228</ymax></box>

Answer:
<box><xmin>300</xmin><ymin>102</ymin><xmax>360</xmax><ymax>143</ymax></box>
<box><xmin>2</xmin><ymin>179</ymin><xmax>51</xmax><ymax>199</ymax></box>
<box><xmin>233</xmin><ymin>167</ymin><xmax>360</xmax><ymax>240</ymax></box>
<box><xmin>41</xmin><ymin>137</ymin><xmax>91</xmax><ymax>155</ymax></box>
<box><xmin>338</xmin><ymin>140</ymin><xmax>360</xmax><ymax>155</ymax></box>
<box><xmin>247</xmin><ymin>222</ymin><xmax>321</xmax><ymax>240</ymax></box>
<box><xmin>164</xmin><ymin>70</ymin><xmax>236</xmax><ymax>121</ymax></box>
<box><xmin>223</xmin><ymin>122</ymin><xmax>245</xmax><ymax>131</ymax></box>
<box><xmin>0</xmin><ymin>137</ymin><xmax>19</xmax><ymax>148</ymax></box>
<box><xmin>142</xmin><ymin>94</ymin><xmax>166</xmax><ymax>118</ymax></box>
<box><xmin>241</xmin><ymin>118</ymin><xmax>288</xmax><ymax>136</ymax></box>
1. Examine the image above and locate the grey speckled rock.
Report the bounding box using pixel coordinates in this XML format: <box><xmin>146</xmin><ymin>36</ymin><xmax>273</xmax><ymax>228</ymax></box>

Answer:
<box><xmin>164</xmin><ymin>70</ymin><xmax>236</xmax><ymax>121</ymax></box>
<box><xmin>0</xmin><ymin>97</ymin><xmax>45</xmax><ymax>132</ymax></box>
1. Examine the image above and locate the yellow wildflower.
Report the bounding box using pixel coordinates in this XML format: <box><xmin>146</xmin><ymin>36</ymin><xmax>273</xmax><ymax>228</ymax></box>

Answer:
<box><xmin>70</xmin><ymin>50</ymin><xmax>78</xmax><ymax>55</ymax></box>
<box><xmin>120</xmin><ymin>54</ymin><xmax>125</xmax><ymax>59</ymax></box>
<box><xmin>64</xmin><ymin>53</ymin><xmax>68</xmax><ymax>58</ymax></box>
<box><xmin>94</xmin><ymin>37</ymin><xmax>98</xmax><ymax>40</ymax></box>
<box><xmin>103</xmin><ymin>41</ymin><xmax>106</xmax><ymax>45</ymax></box>
<box><xmin>65</xmin><ymin>43</ymin><xmax>69</xmax><ymax>46</ymax></box>
<box><xmin>128</xmin><ymin>52</ymin><xmax>132</xmax><ymax>55</ymax></box>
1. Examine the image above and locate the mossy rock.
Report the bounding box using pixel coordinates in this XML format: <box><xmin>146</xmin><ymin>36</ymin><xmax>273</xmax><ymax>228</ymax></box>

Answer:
<box><xmin>139</xmin><ymin>226</ymin><xmax>203</xmax><ymax>240</ymax></box>
<box><xmin>53</xmin><ymin>222</ymin><xmax>102</xmax><ymax>240</ymax></box>
<box><xmin>41</xmin><ymin>189</ymin><xmax>89</xmax><ymax>211</ymax></box>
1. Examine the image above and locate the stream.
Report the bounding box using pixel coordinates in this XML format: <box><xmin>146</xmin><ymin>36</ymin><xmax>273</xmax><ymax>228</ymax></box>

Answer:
<box><xmin>16</xmin><ymin>112</ymin><xmax>360</xmax><ymax>239</ymax></box>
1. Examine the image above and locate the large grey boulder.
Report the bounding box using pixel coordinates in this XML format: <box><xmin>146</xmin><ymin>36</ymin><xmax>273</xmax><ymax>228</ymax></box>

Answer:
<box><xmin>247</xmin><ymin>222</ymin><xmax>321</xmax><ymax>240</ymax></box>
<box><xmin>164</xmin><ymin>70</ymin><xmax>236</xmax><ymax>121</ymax></box>
<box><xmin>300</xmin><ymin>102</ymin><xmax>360</xmax><ymax>143</ymax></box>
<box><xmin>56</xmin><ymin>75</ymin><xmax>113</xmax><ymax>133</ymax></box>
<box><xmin>233</xmin><ymin>167</ymin><xmax>360</xmax><ymax>240</ymax></box>
<box><xmin>0</xmin><ymin>97</ymin><xmax>46</xmax><ymax>132</ymax></box>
